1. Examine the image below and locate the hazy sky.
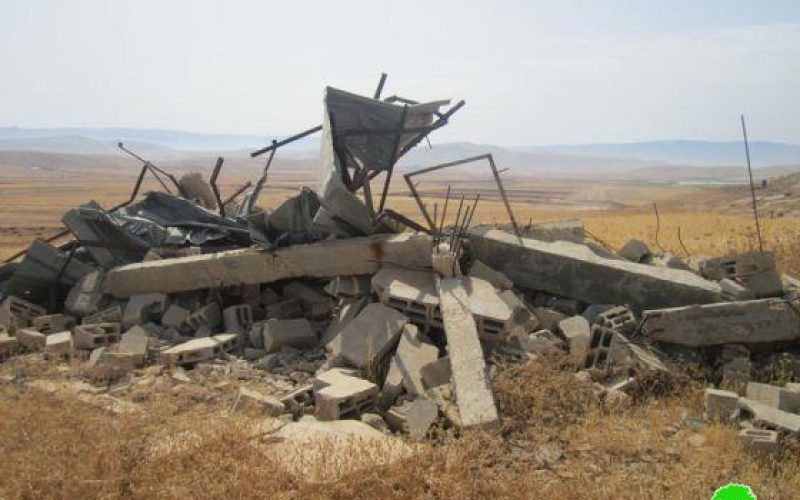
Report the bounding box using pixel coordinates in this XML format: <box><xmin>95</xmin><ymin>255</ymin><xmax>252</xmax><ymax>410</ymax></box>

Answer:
<box><xmin>1</xmin><ymin>0</ymin><xmax>799</xmax><ymax>145</ymax></box>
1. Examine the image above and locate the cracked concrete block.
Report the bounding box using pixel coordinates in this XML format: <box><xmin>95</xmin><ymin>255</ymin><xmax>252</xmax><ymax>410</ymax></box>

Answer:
<box><xmin>161</xmin><ymin>304</ymin><xmax>190</xmax><ymax>329</ymax></box>
<box><xmin>719</xmin><ymin>278</ymin><xmax>756</xmax><ymax>301</ymax></box>
<box><xmin>65</xmin><ymin>270</ymin><xmax>105</xmax><ymax>316</ymax></box>
<box><xmin>184</xmin><ymin>302</ymin><xmax>221</xmax><ymax>332</ymax></box>
<box><xmin>230</xmin><ymin>387</ymin><xmax>284</xmax><ymax>417</ymax></box>
<box><xmin>104</xmin><ymin>233</ymin><xmax>433</xmax><ymax>297</ymax></box>
<box><xmin>559</xmin><ymin>316</ymin><xmax>591</xmax><ymax>366</ymax></box>
<box><xmin>45</xmin><ymin>330</ymin><xmax>72</xmax><ymax>355</ymax></box>
<box><xmin>336</xmin><ymin>303</ymin><xmax>407</xmax><ymax>370</ymax></box>
<box><xmin>469</xmin><ymin>260</ymin><xmax>513</xmax><ymax>290</ymax></box>
<box><xmin>16</xmin><ymin>328</ymin><xmax>46</xmax><ymax>351</ymax></box>
<box><xmin>705</xmin><ymin>388</ymin><xmax>739</xmax><ymax>422</ymax></box>
<box><xmin>379</xmin><ymin>357</ymin><xmax>404</xmax><ymax>408</ymax></box>
<box><xmin>283</xmin><ymin>282</ymin><xmax>334</xmax><ymax>317</ymax></box>
<box><xmin>595</xmin><ymin>306</ymin><xmax>637</xmax><ymax>335</ymax></box>
<box><xmin>395</xmin><ymin>324</ymin><xmax>439</xmax><ymax>397</ymax></box>
<box><xmin>73</xmin><ymin>323</ymin><xmax>121</xmax><ymax>350</ymax></box>
<box><xmin>741</xmin><ymin>269</ymin><xmax>784</xmax><ymax>299</ymax></box>
<box><xmin>83</xmin><ymin>305</ymin><xmax>123</xmax><ymax>325</ymax></box>
<box><xmin>119</xmin><ymin>326</ymin><xmax>149</xmax><ymax>365</ymax></box>
<box><xmin>739</xmin><ymin>429</ymin><xmax>779</xmax><ymax>455</ymax></box>
<box><xmin>643</xmin><ymin>299</ymin><xmax>800</xmax><ymax>346</ymax></box>
<box><xmin>700</xmin><ymin>251</ymin><xmax>776</xmax><ymax>281</ymax></box>
<box><xmin>470</xmin><ymin>229</ymin><xmax>722</xmax><ymax>310</ymax></box>
<box><xmin>314</xmin><ymin>368</ymin><xmax>378</xmax><ymax>421</ymax></box>
<box><xmin>32</xmin><ymin>314</ymin><xmax>76</xmax><ymax>335</ymax></box>
<box><xmin>746</xmin><ymin>382</ymin><xmax>800</xmax><ymax>413</ymax></box>
<box><xmin>324</xmin><ymin>276</ymin><xmax>372</xmax><ymax>298</ymax></box>
<box><xmin>0</xmin><ymin>296</ymin><xmax>47</xmax><ymax>334</ymax></box>
<box><xmin>385</xmin><ymin>398</ymin><xmax>438</xmax><ymax>438</ymax></box>
<box><xmin>266</xmin><ymin>298</ymin><xmax>304</xmax><ymax>320</ymax></box>
<box><xmin>437</xmin><ymin>276</ymin><xmax>499</xmax><ymax>429</ymax></box>
<box><xmin>122</xmin><ymin>293</ymin><xmax>167</xmax><ymax>329</ymax></box>
<box><xmin>261</xmin><ymin>318</ymin><xmax>317</xmax><ymax>353</ymax></box>
<box><xmin>322</xmin><ymin>296</ymin><xmax>369</xmax><ymax>350</ymax></box>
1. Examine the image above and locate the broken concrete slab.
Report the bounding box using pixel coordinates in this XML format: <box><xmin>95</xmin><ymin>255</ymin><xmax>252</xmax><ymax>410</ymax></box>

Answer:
<box><xmin>161</xmin><ymin>334</ymin><xmax>238</xmax><ymax>365</ymax></box>
<box><xmin>64</xmin><ymin>270</ymin><xmax>105</xmax><ymax>316</ymax></box>
<box><xmin>261</xmin><ymin>318</ymin><xmax>317</xmax><ymax>353</ymax></box>
<box><xmin>62</xmin><ymin>205</ymin><xmax>149</xmax><ymax>268</ymax></box>
<box><xmin>265</xmin><ymin>298</ymin><xmax>304</xmax><ymax>320</ymax></box>
<box><xmin>0</xmin><ymin>296</ymin><xmax>47</xmax><ymax>334</ymax></box>
<box><xmin>4</xmin><ymin>240</ymin><xmax>95</xmax><ymax>304</ymax></box>
<box><xmin>394</xmin><ymin>324</ymin><xmax>439</xmax><ymax>397</ymax></box>
<box><xmin>559</xmin><ymin>316</ymin><xmax>591</xmax><ymax>366</ymax></box>
<box><xmin>83</xmin><ymin>305</ymin><xmax>123</xmax><ymax>326</ymax></box>
<box><xmin>314</xmin><ymin>368</ymin><xmax>378</xmax><ymax>421</ymax></box>
<box><xmin>222</xmin><ymin>304</ymin><xmax>253</xmax><ymax>334</ymax></box>
<box><xmin>104</xmin><ymin>233</ymin><xmax>433</xmax><ymax>297</ymax></box>
<box><xmin>119</xmin><ymin>326</ymin><xmax>150</xmax><ymax>365</ymax></box>
<box><xmin>379</xmin><ymin>357</ymin><xmax>404</xmax><ymax>409</ymax></box>
<box><xmin>701</xmin><ymin>251</ymin><xmax>776</xmax><ymax>281</ymax></box>
<box><xmin>161</xmin><ymin>304</ymin><xmax>190</xmax><ymax>329</ymax></box>
<box><xmin>32</xmin><ymin>314</ymin><xmax>76</xmax><ymax>335</ymax></box>
<box><xmin>746</xmin><ymin>382</ymin><xmax>800</xmax><ymax>414</ymax></box>
<box><xmin>183</xmin><ymin>302</ymin><xmax>221</xmax><ymax>332</ymax></box>
<box><xmin>45</xmin><ymin>330</ymin><xmax>72</xmax><ymax>355</ymax></box>
<box><xmin>741</xmin><ymin>269</ymin><xmax>784</xmax><ymax>299</ymax></box>
<box><xmin>469</xmin><ymin>260</ymin><xmax>513</xmax><ymax>290</ymax></box>
<box><xmin>420</xmin><ymin>356</ymin><xmax>451</xmax><ymax>390</ymax></box>
<box><xmin>469</xmin><ymin>228</ymin><xmax>722</xmax><ymax>310</ymax></box>
<box><xmin>738</xmin><ymin>397</ymin><xmax>800</xmax><ymax>434</ymax></box>
<box><xmin>336</xmin><ymin>303</ymin><xmax>407</xmax><ymax>371</ymax></box>
<box><xmin>436</xmin><ymin>276</ymin><xmax>499</xmax><ymax>429</ymax></box>
<box><xmin>642</xmin><ymin>299</ymin><xmax>800</xmax><ymax>346</ymax></box>
<box><xmin>719</xmin><ymin>278</ymin><xmax>756</xmax><ymax>301</ymax></box>
<box><xmin>229</xmin><ymin>387</ymin><xmax>284</xmax><ymax>417</ymax></box>
<box><xmin>324</xmin><ymin>276</ymin><xmax>372</xmax><ymax>298</ymax></box>
<box><xmin>322</xmin><ymin>296</ymin><xmax>369</xmax><ymax>349</ymax></box>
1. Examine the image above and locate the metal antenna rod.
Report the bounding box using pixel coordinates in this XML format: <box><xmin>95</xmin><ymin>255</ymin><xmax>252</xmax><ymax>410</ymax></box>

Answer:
<box><xmin>449</xmin><ymin>195</ymin><xmax>466</xmax><ymax>250</ymax></box>
<box><xmin>741</xmin><ymin>115</ymin><xmax>764</xmax><ymax>252</ymax></box>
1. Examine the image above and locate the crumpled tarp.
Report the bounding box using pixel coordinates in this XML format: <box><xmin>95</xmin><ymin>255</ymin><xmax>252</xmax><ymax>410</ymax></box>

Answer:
<box><xmin>315</xmin><ymin>87</ymin><xmax>448</xmax><ymax>237</ymax></box>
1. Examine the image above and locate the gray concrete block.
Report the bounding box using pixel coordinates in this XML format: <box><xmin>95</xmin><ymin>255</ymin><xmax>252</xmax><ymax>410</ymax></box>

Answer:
<box><xmin>337</xmin><ymin>303</ymin><xmax>407</xmax><ymax>370</ymax></box>
<box><xmin>746</xmin><ymin>382</ymin><xmax>800</xmax><ymax>413</ymax></box>
<box><xmin>619</xmin><ymin>239</ymin><xmax>651</xmax><ymax>263</ymax></box>
<box><xmin>738</xmin><ymin>397</ymin><xmax>800</xmax><ymax>433</ymax></box>
<box><xmin>314</xmin><ymin>368</ymin><xmax>378</xmax><ymax>421</ymax></box>
<box><xmin>230</xmin><ymin>387</ymin><xmax>284</xmax><ymax>417</ymax></box>
<box><xmin>16</xmin><ymin>328</ymin><xmax>46</xmax><ymax>351</ymax></box>
<box><xmin>122</xmin><ymin>293</ymin><xmax>167</xmax><ymax>329</ymax></box>
<box><xmin>261</xmin><ymin>318</ymin><xmax>317</xmax><ymax>353</ymax></box>
<box><xmin>739</xmin><ymin>429</ymin><xmax>780</xmax><ymax>454</ymax></box>
<box><xmin>73</xmin><ymin>323</ymin><xmax>121</xmax><ymax>350</ymax></box>
<box><xmin>705</xmin><ymin>388</ymin><xmax>739</xmax><ymax>422</ymax></box>
<box><xmin>559</xmin><ymin>316</ymin><xmax>591</xmax><ymax>366</ymax></box>
<box><xmin>420</xmin><ymin>356</ymin><xmax>451</xmax><ymax>390</ymax></box>
<box><xmin>469</xmin><ymin>260</ymin><xmax>513</xmax><ymax>290</ymax></box>
<box><xmin>161</xmin><ymin>304</ymin><xmax>190</xmax><ymax>329</ymax></box>
<box><xmin>395</xmin><ymin>324</ymin><xmax>439</xmax><ymax>397</ymax></box>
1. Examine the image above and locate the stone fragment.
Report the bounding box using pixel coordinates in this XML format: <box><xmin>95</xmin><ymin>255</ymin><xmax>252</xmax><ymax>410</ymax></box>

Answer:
<box><xmin>230</xmin><ymin>387</ymin><xmax>284</xmax><ymax>417</ymax></box>
<box><xmin>261</xmin><ymin>319</ymin><xmax>317</xmax><ymax>353</ymax></box>
<box><xmin>183</xmin><ymin>302</ymin><xmax>221</xmax><ymax>332</ymax></box>
<box><xmin>83</xmin><ymin>305</ymin><xmax>123</xmax><ymax>325</ymax></box>
<box><xmin>420</xmin><ymin>356</ymin><xmax>451</xmax><ymax>390</ymax></box>
<box><xmin>336</xmin><ymin>303</ymin><xmax>407</xmax><ymax>370</ymax></box>
<box><xmin>266</xmin><ymin>298</ymin><xmax>304</xmax><ymax>320</ymax></box>
<box><xmin>360</xmin><ymin>412</ymin><xmax>389</xmax><ymax>432</ymax></box>
<box><xmin>722</xmin><ymin>357</ymin><xmax>752</xmax><ymax>392</ymax></box>
<box><xmin>64</xmin><ymin>270</ymin><xmax>105</xmax><ymax>316</ymax></box>
<box><xmin>0</xmin><ymin>296</ymin><xmax>47</xmax><ymax>334</ymax></box>
<box><xmin>322</xmin><ymin>296</ymin><xmax>369</xmax><ymax>349</ymax></box>
<box><xmin>119</xmin><ymin>326</ymin><xmax>149</xmax><ymax>365</ymax></box>
<box><xmin>436</xmin><ymin>276</ymin><xmax>499</xmax><ymax>428</ymax></box>
<box><xmin>385</xmin><ymin>398</ymin><xmax>438</xmax><ymax>438</ymax></box>
<box><xmin>719</xmin><ymin>278</ymin><xmax>755</xmax><ymax>301</ymax></box>
<box><xmin>741</xmin><ymin>269</ymin><xmax>784</xmax><ymax>298</ymax></box>
<box><xmin>469</xmin><ymin>229</ymin><xmax>722</xmax><ymax>310</ymax></box>
<box><xmin>324</xmin><ymin>276</ymin><xmax>372</xmax><ymax>298</ymax></box>
<box><xmin>619</xmin><ymin>239</ymin><xmax>651</xmax><ymax>263</ymax></box>
<box><xmin>0</xmin><ymin>334</ymin><xmax>19</xmax><ymax>359</ymax></box>
<box><xmin>643</xmin><ymin>299</ymin><xmax>800</xmax><ymax>346</ymax></box>
<box><xmin>379</xmin><ymin>358</ymin><xmax>404</xmax><ymax>408</ymax></box>
<box><xmin>705</xmin><ymin>388</ymin><xmax>739</xmax><ymax>422</ymax></box>
<box><xmin>595</xmin><ymin>306</ymin><xmax>637</xmax><ymax>335</ymax></box>
<box><xmin>700</xmin><ymin>251</ymin><xmax>776</xmax><ymax>281</ymax></box>
<box><xmin>104</xmin><ymin>233</ymin><xmax>433</xmax><ymax>297</ymax></box>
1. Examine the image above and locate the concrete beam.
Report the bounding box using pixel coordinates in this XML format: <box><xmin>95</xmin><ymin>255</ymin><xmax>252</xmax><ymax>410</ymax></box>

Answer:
<box><xmin>104</xmin><ymin>233</ymin><xmax>432</xmax><ymax>297</ymax></box>
<box><xmin>468</xmin><ymin>229</ymin><xmax>722</xmax><ymax>310</ymax></box>
<box><xmin>436</xmin><ymin>276</ymin><xmax>499</xmax><ymax>429</ymax></box>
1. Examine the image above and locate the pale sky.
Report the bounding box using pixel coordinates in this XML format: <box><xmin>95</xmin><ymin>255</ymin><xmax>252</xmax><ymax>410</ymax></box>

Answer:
<box><xmin>1</xmin><ymin>0</ymin><xmax>799</xmax><ymax>145</ymax></box>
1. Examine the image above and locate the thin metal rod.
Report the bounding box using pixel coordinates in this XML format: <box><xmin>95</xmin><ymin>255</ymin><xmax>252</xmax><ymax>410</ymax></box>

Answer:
<box><xmin>653</xmin><ymin>202</ymin><xmax>664</xmax><ymax>252</ymax></box>
<box><xmin>117</xmin><ymin>142</ymin><xmax>182</xmax><ymax>195</ymax></box>
<box><xmin>248</xmin><ymin>147</ymin><xmax>277</xmax><ymax>213</ymax></box>
<box><xmin>209</xmin><ymin>157</ymin><xmax>225</xmax><ymax>215</ymax></box>
<box><xmin>449</xmin><ymin>195</ymin><xmax>466</xmax><ymax>250</ymax></box>
<box><xmin>741</xmin><ymin>115</ymin><xmax>764</xmax><ymax>252</ymax></box>
<box><xmin>222</xmin><ymin>181</ymin><xmax>253</xmax><ymax>208</ymax></box>
<box><xmin>432</xmin><ymin>203</ymin><xmax>438</xmax><ymax>238</ymax></box>
<box><xmin>250</xmin><ymin>125</ymin><xmax>322</xmax><ymax>158</ymax></box>
<box><xmin>453</xmin><ymin>195</ymin><xmax>480</xmax><ymax>260</ymax></box>
<box><xmin>438</xmin><ymin>185</ymin><xmax>451</xmax><ymax>244</ymax></box>
<box><xmin>487</xmin><ymin>155</ymin><xmax>520</xmax><ymax>237</ymax></box>
<box><xmin>373</xmin><ymin>72</ymin><xmax>388</xmax><ymax>99</ymax></box>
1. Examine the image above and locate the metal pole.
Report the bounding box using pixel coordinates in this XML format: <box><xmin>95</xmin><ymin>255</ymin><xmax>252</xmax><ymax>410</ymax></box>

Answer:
<box><xmin>741</xmin><ymin>115</ymin><xmax>764</xmax><ymax>252</ymax></box>
<box><xmin>373</xmin><ymin>72</ymin><xmax>388</xmax><ymax>99</ymax></box>
<box><xmin>487</xmin><ymin>155</ymin><xmax>520</xmax><ymax>237</ymax></box>
<box><xmin>250</xmin><ymin>125</ymin><xmax>323</xmax><ymax>158</ymax></box>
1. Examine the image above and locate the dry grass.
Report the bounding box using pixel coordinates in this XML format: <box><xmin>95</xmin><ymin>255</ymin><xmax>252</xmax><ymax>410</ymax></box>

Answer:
<box><xmin>1</xmin><ymin>357</ymin><xmax>799</xmax><ymax>499</ymax></box>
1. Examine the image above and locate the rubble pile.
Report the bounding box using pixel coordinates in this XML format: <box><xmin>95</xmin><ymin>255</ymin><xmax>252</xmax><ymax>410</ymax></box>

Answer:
<box><xmin>2</xmin><ymin>80</ymin><xmax>800</xmax><ymax>449</ymax></box>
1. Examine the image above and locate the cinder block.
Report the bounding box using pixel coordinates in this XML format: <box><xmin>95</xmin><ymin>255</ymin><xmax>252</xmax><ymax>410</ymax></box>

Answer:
<box><xmin>230</xmin><ymin>387</ymin><xmax>284</xmax><ymax>417</ymax></box>
<box><xmin>73</xmin><ymin>323</ymin><xmax>121</xmax><ymax>350</ymax></box>
<box><xmin>705</xmin><ymin>388</ymin><xmax>739</xmax><ymax>422</ymax></box>
<box><xmin>739</xmin><ymin>428</ymin><xmax>779</xmax><ymax>454</ymax></box>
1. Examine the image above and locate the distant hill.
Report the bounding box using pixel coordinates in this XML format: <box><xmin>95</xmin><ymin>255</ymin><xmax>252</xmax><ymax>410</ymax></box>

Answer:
<box><xmin>514</xmin><ymin>140</ymin><xmax>800</xmax><ymax>167</ymax></box>
<box><xmin>0</xmin><ymin>127</ymin><xmax>318</xmax><ymax>154</ymax></box>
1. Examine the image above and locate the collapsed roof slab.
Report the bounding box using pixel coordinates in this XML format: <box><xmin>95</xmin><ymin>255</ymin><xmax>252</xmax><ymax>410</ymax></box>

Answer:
<box><xmin>104</xmin><ymin>233</ymin><xmax>433</xmax><ymax>298</ymax></box>
<box><xmin>468</xmin><ymin>229</ymin><xmax>722</xmax><ymax>310</ymax></box>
